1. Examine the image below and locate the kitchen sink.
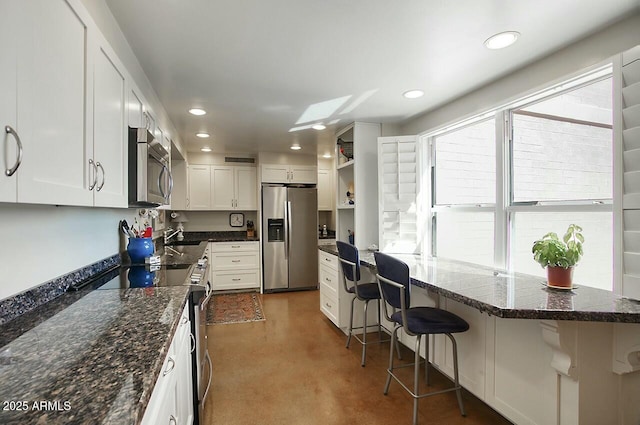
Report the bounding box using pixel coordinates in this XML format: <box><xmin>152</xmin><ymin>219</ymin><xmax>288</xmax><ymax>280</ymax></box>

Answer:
<box><xmin>166</xmin><ymin>240</ymin><xmax>202</xmax><ymax>246</ymax></box>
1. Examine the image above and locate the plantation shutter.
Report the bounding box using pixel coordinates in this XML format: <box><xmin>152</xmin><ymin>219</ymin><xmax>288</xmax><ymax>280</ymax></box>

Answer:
<box><xmin>620</xmin><ymin>45</ymin><xmax>640</xmax><ymax>299</ymax></box>
<box><xmin>378</xmin><ymin>136</ymin><xmax>421</xmax><ymax>254</ymax></box>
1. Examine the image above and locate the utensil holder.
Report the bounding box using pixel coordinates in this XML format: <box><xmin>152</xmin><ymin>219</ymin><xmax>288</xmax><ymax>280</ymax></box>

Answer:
<box><xmin>127</xmin><ymin>237</ymin><xmax>154</xmax><ymax>264</ymax></box>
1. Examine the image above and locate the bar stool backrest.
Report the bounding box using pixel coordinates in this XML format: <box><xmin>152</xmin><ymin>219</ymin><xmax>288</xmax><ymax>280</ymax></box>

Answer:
<box><xmin>374</xmin><ymin>252</ymin><xmax>411</xmax><ymax>316</ymax></box>
<box><xmin>336</xmin><ymin>241</ymin><xmax>361</xmax><ymax>286</ymax></box>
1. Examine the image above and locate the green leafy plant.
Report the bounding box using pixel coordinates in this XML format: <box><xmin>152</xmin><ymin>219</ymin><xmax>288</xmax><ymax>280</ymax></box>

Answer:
<box><xmin>532</xmin><ymin>224</ymin><xmax>584</xmax><ymax>269</ymax></box>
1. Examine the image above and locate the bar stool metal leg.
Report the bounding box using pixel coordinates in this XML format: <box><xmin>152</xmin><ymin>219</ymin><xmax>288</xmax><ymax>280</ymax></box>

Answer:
<box><xmin>413</xmin><ymin>334</ymin><xmax>422</xmax><ymax>425</ymax></box>
<box><xmin>361</xmin><ymin>299</ymin><xmax>369</xmax><ymax>366</ymax></box>
<box><xmin>384</xmin><ymin>326</ymin><xmax>401</xmax><ymax>395</ymax></box>
<box><xmin>449</xmin><ymin>333</ymin><xmax>466</xmax><ymax>416</ymax></box>
<box><xmin>346</xmin><ymin>295</ymin><xmax>356</xmax><ymax>348</ymax></box>
<box><xmin>424</xmin><ymin>335</ymin><xmax>430</xmax><ymax>386</ymax></box>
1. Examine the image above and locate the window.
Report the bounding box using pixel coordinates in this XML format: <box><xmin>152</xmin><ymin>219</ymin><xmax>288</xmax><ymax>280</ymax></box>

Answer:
<box><xmin>426</xmin><ymin>70</ymin><xmax>614</xmax><ymax>289</ymax></box>
<box><xmin>431</xmin><ymin>119</ymin><xmax>496</xmax><ymax>267</ymax></box>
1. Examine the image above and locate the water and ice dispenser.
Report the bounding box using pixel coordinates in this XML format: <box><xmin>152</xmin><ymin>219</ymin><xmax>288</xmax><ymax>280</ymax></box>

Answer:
<box><xmin>267</xmin><ymin>219</ymin><xmax>284</xmax><ymax>242</ymax></box>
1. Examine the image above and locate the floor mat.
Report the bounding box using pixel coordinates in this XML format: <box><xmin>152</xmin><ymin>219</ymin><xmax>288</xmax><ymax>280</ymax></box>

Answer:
<box><xmin>207</xmin><ymin>292</ymin><xmax>266</xmax><ymax>325</ymax></box>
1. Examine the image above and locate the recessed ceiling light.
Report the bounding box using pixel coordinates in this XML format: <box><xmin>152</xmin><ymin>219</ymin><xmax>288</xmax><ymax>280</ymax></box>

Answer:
<box><xmin>290</xmin><ymin>143</ymin><xmax>302</xmax><ymax>150</ymax></box>
<box><xmin>403</xmin><ymin>89</ymin><xmax>424</xmax><ymax>99</ymax></box>
<box><xmin>312</xmin><ymin>124</ymin><xmax>326</xmax><ymax>131</ymax></box>
<box><xmin>196</xmin><ymin>132</ymin><xmax>210</xmax><ymax>138</ymax></box>
<box><xmin>189</xmin><ymin>108</ymin><xmax>206</xmax><ymax>116</ymax></box>
<box><xmin>322</xmin><ymin>153</ymin><xmax>332</xmax><ymax>158</ymax></box>
<box><xmin>201</xmin><ymin>147</ymin><xmax>212</xmax><ymax>152</ymax></box>
<box><xmin>484</xmin><ymin>31</ymin><xmax>520</xmax><ymax>50</ymax></box>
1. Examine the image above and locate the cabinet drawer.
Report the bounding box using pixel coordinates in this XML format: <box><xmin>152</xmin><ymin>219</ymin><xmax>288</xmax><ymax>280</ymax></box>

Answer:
<box><xmin>320</xmin><ymin>291</ymin><xmax>339</xmax><ymax>326</ymax></box>
<box><xmin>319</xmin><ymin>251</ymin><xmax>338</xmax><ymax>271</ymax></box>
<box><xmin>319</xmin><ymin>264</ymin><xmax>339</xmax><ymax>294</ymax></box>
<box><xmin>212</xmin><ymin>270</ymin><xmax>260</xmax><ymax>290</ymax></box>
<box><xmin>210</xmin><ymin>241</ymin><xmax>258</xmax><ymax>252</ymax></box>
<box><xmin>211</xmin><ymin>252</ymin><xmax>259</xmax><ymax>270</ymax></box>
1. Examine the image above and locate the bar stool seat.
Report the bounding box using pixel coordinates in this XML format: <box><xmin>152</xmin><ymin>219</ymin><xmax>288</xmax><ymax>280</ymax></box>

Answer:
<box><xmin>346</xmin><ymin>283</ymin><xmax>380</xmax><ymax>300</ymax></box>
<box><xmin>390</xmin><ymin>307</ymin><xmax>469</xmax><ymax>334</ymax></box>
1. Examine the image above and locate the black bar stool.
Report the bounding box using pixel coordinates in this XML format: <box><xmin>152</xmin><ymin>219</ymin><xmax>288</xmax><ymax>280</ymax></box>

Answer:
<box><xmin>336</xmin><ymin>241</ymin><xmax>396</xmax><ymax>367</ymax></box>
<box><xmin>373</xmin><ymin>251</ymin><xmax>469</xmax><ymax>425</ymax></box>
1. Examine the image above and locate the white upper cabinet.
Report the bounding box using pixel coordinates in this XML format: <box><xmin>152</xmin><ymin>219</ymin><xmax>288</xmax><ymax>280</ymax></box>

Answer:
<box><xmin>210</xmin><ymin>165</ymin><xmax>257</xmax><ymax>210</ymax></box>
<box><xmin>128</xmin><ymin>85</ymin><xmax>145</xmax><ymax>128</ymax></box>
<box><xmin>234</xmin><ymin>167</ymin><xmax>257</xmax><ymax>210</ymax></box>
<box><xmin>16</xmin><ymin>0</ymin><xmax>93</xmax><ymax>206</ymax></box>
<box><xmin>188</xmin><ymin>165</ymin><xmax>211</xmax><ymax>210</ymax></box>
<box><xmin>317</xmin><ymin>168</ymin><xmax>334</xmax><ymax>211</ymax></box>
<box><xmin>261</xmin><ymin>164</ymin><xmax>317</xmax><ymax>184</ymax></box>
<box><xmin>91</xmin><ymin>37</ymin><xmax>128</xmax><ymax>207</ymax></box>
<box><xmin>0</xmin><ymin>0</ymin><xmax>19</xmax><ymax>202</ymax></box>
<box><xmin>210</xmin><ymin>166</ymin><xmax>234</xmax><ymax>209</ymax></box>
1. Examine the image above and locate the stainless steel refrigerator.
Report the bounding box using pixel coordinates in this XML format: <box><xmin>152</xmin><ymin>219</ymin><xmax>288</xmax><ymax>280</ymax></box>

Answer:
<box><xmin>262</xmin><ymin>184</ymin><xmax>318</xmax><ymax>292</ymax></box>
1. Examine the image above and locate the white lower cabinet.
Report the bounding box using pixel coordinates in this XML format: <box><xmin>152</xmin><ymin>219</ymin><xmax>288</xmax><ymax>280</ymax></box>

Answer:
<box><xmin>210</xmin><ymin>242</ymin><xmax>260</xmax><ymax>290</ymax></box>
<box><xmin>142</xmin><ymin>304</ymin><xmax>193</xmax><ymax>425</ymax></box>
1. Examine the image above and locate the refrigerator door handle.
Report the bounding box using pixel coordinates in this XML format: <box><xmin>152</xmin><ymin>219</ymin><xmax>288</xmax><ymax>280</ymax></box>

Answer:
<box><xmin>284</xmin><ymin>200</ymin><xmax>290</xmax><ymax>260</ymax></box>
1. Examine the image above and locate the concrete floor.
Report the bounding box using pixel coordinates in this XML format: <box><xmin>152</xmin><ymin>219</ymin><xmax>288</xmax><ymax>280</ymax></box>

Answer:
<box><xmin>204</xmin><ymin>290</ymin><xmax>513</xmax><ymax>425</ymax></box>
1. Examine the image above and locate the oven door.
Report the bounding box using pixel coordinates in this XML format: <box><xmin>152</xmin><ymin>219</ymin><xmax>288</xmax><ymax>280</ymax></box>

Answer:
<box><xmin>195</xmin><ymin>283</ymin><xmax>212</xmax><ymax>421</ymax></box>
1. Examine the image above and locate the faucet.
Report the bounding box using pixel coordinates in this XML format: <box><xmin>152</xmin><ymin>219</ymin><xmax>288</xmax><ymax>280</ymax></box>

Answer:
<box><xmin>164</xmin><ymin>227</ymin><xmax>180</xmax><ymax>245</ymax></box>
<box><xmin>163</xmin><ymin>245</ymin><xmax>183</xmax><ymax>257</ymax></box>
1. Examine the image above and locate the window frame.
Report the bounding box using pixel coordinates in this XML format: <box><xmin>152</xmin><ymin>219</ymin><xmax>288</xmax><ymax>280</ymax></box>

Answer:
<box><xmin>423</xmin><ymin>66</ymin><xmax>614</xmax><ymax>277</ymax></box>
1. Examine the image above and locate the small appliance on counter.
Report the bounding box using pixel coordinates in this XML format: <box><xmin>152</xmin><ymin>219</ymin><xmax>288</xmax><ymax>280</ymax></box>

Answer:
<box><xmin>246</xmin><ymin>220</ymin><xmax>255</xmax><ymax>238</ymax></box>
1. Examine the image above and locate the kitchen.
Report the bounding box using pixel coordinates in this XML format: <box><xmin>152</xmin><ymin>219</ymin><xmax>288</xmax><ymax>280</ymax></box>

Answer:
<box><xmin>1</xmin><ymin>0</ymin><xmax>640</xmax><ymax>424</ymax></box>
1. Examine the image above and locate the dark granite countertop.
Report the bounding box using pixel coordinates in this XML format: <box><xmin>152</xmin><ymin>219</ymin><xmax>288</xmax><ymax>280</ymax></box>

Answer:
<box><xmin>169</xmin><ymin>231</ymin><xmax>259</xmax><ymax>243</ymax></box>
<box><xmin>318</xmin><ymin>244</ymin><xmax>640</xmax><ymax>323</ymax></box>
<box><xmin>0</xmin><ymin>286</ymin><xmax>190</xmax><ymax>425</ymax></box>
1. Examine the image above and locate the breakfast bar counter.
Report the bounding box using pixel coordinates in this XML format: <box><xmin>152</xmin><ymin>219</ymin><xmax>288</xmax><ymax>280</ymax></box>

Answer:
<box><xmin>318</xmin><ymin>245</ymin><xmax>640</xmax><ymax>323</ymax></box>
<box><xmin>318</xmin><ymin>244</ymin><xmax>640</xmax><ymax>425</ymax></box>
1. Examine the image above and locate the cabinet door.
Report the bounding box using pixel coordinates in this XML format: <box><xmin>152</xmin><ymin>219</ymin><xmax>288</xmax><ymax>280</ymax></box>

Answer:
<box><xmin>290</xmin><ymin>165</ymin><xmax>317</xmax><ymax>184</ymax></box>
<box><xmin>128</xmin><ymin>85</ymin><xmax>145</xmax><ymax>128</ymax></box>
<box><xmin>0</xmin><ymin>0</ymin><xmax>18</xmax><ymax>202</ymax></box>
<box><xmin>188</xmin><ymin>165</ymin><xmax>211</xmax><ymax>209</ymax></box>
<box><xmin>171</xmin><ymin>159</ymin><xmax>188</xmax><ymax>210</ymax></box>
<box><xmin>317</xmin><ymin>169</ymin><xmax>333</xmax><ymax>210</ymax></box>
<box><xmin>210</xmin><ymin>165</ymin><xmax>234</xmax><ymax>209</ymax></box>
<box><xmin>93</xmin><ymin>41</ymin><xmax>127</xmax><ymax>208</ymax></box>
<box><xmin>261</xmin><ymin>164</ymin><xmax>289</xmax><ymax>183</ymax></box>
<box><xmin>235</xmin><ymin>167</ymin><xmax>257</xmax><ymax>210</ymax></box>
<box><xmin>17</xmin><ymin>0</ymin><xmax>93</xmax><ymax>206</ymax></box>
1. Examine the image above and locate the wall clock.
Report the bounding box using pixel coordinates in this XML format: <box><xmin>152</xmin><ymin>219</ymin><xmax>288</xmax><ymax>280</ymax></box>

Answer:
<box><xmin>229</xmin><ymin>212</ymin><xmax>245</xmax><ymax>227</ymax></box>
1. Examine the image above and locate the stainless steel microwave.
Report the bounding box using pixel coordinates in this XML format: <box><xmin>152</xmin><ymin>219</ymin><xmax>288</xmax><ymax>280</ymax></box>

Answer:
<box><xmin>128</xmin><ymin>127</ymin><xmax>172</xmax><ymax>207</ymax></box>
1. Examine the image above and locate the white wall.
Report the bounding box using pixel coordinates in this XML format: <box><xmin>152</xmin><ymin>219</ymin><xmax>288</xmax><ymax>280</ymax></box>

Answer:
<box><xmin>0</xmin><ymin>204</ymin><xmax>137</xmax><ymax>300</ymax></box>
<box><xmin>400</xmin><ymin>13</ymin><xmax>640</xmax><ymax>135</ymax></box>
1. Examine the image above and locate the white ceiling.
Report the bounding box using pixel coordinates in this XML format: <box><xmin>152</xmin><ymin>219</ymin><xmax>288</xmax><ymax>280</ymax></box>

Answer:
<box><xmin>105</xmin><ymin>0</ymin><xmax>639</xmax><ymax>156</ymax></box>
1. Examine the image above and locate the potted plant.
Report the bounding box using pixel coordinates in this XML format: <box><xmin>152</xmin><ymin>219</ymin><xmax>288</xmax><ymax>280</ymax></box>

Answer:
<box><xmin>531</xmin><ymin>224</ymin><xmax>584</xmax><ymax>288</ymax></box>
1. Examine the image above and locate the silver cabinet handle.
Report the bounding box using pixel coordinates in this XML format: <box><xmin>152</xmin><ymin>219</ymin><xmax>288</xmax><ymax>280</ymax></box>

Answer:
<box><xmin>96</xmin><ymin>162</ymin><xmax>105</xmax><ymax>191</ymax></box>
<box><xmin>231</xmin><ymin>260</ymin><xmax>241</xmax><ymax>263</ymax></box>
<box><xmin>190</xmin><ymin>333</ymin><xmax>196</xmax><ymax>354</ymax></box>
<box><xmin>88</xmin><ymin>159</ymin><xmax>98</xmax><ymax>191</ymax></box>
<box><xmin>203</xmin><ymin>351</ymin><xmax>213</xmax><ymax>406</ymax></box>
<box><xmin>163</xmin><ymin>356</ymin><xmax>175</xmax><ymax>376</ymax></box>
<box><xmin>143</xmin><ymin>112</ymin><xmax>150</xmax><ymax>130</ymax></box>
<box><xmin>158</xmin><ymin>165</ymin><xmax>167</xmax><ymax>198</ymax></box>
<box><xmin>4</xmin><ymin>126</ymin><xmax>23</xmax><ymax>177</ymax></box>
<box><xmin>169</xmin><ymin>415</ymin><xmax>177</xmax><ymax>425</ymax></box>
<box><xmin>232</xmin><ymin>278</ymin><xmax>241</xmax><ymax>281</ymax></box>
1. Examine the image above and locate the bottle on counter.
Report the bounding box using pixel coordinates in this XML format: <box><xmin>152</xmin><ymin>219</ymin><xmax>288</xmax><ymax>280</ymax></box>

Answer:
<box><xmin>322</xmin><ymin>224</ymin><xmax>328</xmax><ymax>237</ymax></box>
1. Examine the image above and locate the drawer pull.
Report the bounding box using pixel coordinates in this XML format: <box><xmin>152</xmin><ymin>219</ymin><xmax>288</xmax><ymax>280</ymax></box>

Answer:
<box><xmin>231</xmin><ymin>260</ymin><xmax>241</xmax><ymax>263</ymax></box>
<box><xmin>325</xmin><ymin>258</ymin><xmax>331</xmax><ymax>261</ymax></box>
<box><xmin>325</xmin><ymin>277</ymin><xmax>331</xmax><ymax>282</ymax></box>
<box><xmin>325</xmin><ymin>302</ymin><xmax>332</xmax><ymax>308</ymax></box>
<box><xmin>231</xmin><ymin>245</ymin><xmax>241</xmax><ymax>248</ymax></box>
<box><xmin>163</xmin><ymin>357</ymin><xmax>176</xmax><ymax>376</ymax></box>
<box><xmin>232</xmin><ymin>278</ymin><xmax>241</xmax><ymax>281</ymax></box>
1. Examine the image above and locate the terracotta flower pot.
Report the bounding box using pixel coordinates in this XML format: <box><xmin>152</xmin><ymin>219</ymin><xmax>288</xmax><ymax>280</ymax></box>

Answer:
<box><xmin>546</xmin><ymin>266</ymin><xmax>574</xmax><ymax>288</ymax></box>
